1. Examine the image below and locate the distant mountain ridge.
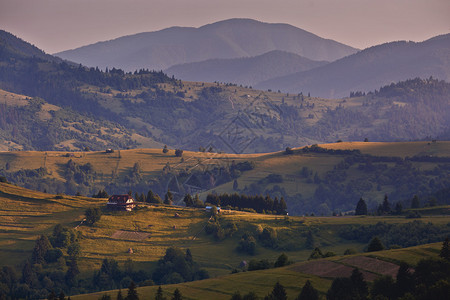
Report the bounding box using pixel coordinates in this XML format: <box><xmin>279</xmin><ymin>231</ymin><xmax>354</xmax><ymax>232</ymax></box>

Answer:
<box><xmin>54</xmin><ymin>18</ymin><xmax>358</xmax><ymax>71</ymax></box>
<box><xmin>165</xmin><ymin>50</ymin><xmax>328</xmax><ymax>86</ymax></box>
<box><xmin>257</xmin><ymin>33</ymin><xmax>450</xmax><ymax>98</ymax></box>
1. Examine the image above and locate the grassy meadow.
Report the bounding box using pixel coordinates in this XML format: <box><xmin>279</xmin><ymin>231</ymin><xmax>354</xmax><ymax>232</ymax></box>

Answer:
<box><xmin>71</xmin><ymin>242</ymin><xmax>443</xmax><ymax>300</ymax></box>
<box><xmin>0</xmin><ymin>178</ymin><xmax>448</xmax><ymax>299</ymax></box>
<box><xmin>0</xmin><ymin>140</ymin><xmax>448</xmax><ymax>205</ymax></box>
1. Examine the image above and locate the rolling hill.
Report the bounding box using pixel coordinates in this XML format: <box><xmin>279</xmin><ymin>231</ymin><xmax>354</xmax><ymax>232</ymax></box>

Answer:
<box><xmin>72</xmin><ymin>242</ymin><xmax>444</xmax><ymax>300</ymax></box>
<box><xmin>54</xmin><ymin>18</ymin><xmax>358</xmax><ymax>71</ymax></box>
<box><xmin>165</xmin><ymin>50</ymin><xmax>328</xmax><ymax>86</ymax></box>
<box><xmin>257</xmin><ymin>34</ymin><xmax>450</xmax><ymax>98</ymax></box>
<box><xmin>0</xmin><ymin>181</ymin><xmax>448</xmax><ymax>299</ymax></box>
<box><xmin>0</xmin><ymin>141</ymin><xmax>449</xmax><ymax>216</ymax></box>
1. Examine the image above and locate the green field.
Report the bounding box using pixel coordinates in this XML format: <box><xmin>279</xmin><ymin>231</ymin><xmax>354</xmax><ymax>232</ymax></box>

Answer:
<box><xmin>71</xmin><ymin>243</ymin><xmax>443</xmax><ymax>300</ymax></box>
<box><xmin>0</xmin><ymin>181</ymin><xmax>448</xmax><ymax>299</ymax></box>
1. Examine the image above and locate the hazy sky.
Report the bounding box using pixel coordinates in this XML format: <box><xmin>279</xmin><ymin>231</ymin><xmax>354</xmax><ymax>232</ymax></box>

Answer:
<box><xmin>1</xmin><ymin>0</ymin><xmax>449</xmax><ymax>54</ymax></box>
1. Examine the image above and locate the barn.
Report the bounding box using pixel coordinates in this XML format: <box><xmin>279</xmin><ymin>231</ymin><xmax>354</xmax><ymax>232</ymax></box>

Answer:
<box><xmin>107</xmin><ymin>194</ymin><xmax>135</xmax><ymax>211</ymax></box>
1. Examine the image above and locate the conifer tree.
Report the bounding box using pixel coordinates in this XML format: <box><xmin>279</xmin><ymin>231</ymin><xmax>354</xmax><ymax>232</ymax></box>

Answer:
<box><xmin>439</xmin><ymin>237</ymin><xmax>450</xmax><ymax>260</ymax></box>
<box><xmin>58</xmin><ymin>291</ymin><xmax>65</xmax><ymax>300</ymax></box>
<box><xmin>183</xmin><ymin>194</ymin><xmax>193</xmax><ymax>207</ymax></box>
<box><xmin>155</xmin><ymin>286</ymin><xmax>166</xmax><ymax>300</ymax></box>
<box><xmin>355</xmin><ymin>198</ymin><xmax>368</xmax><ymax>215</ymax></box>
<box><xmin>126</xmin><ymin>281</ymin><xmax>139</xmax><ymax>300</ymax></box>
<box><xmin>381</xmin><ymin>194</ymin><xmax>391</xmax><ymax>214</ymax></box>
<box><xmin>269</xmin><ymin>281</ymin><xmax>287</xmax><ymax>300</ymax></box>
<box><xmin>350</xmin><ymin>268</ymin><xmax>368</xmax><ymax>299</ymax></box>
<box><xmin>117</xmin><ymin>289</ymin><xmax>123</xmax><ymax>300</ymax></box>
<box><xmin>396</xmin><ymin>262</ymin><xmax>414</xmax><ymax>297</ymax></box>
<box><xmin>296</xmin><ymin>280</ymin><xmax>318</xmax><ymax>300</ymax></box>
<box><xmin>411</xmin><ymin>195</ymin><xmax>420</xmax><ymax>209</ymax></box>
<box><xmin>171</xmin><ymin>288</ymin><xmax>182</xmax><ymax>300</ymax></box>
<box><xmin>164</xmin><ymin>189</ymin><xmax>173</xmax><ymax>205</ymax></box>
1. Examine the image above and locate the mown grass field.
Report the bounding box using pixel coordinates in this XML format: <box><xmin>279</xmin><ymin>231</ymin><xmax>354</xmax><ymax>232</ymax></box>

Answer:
<box><xmin>0</xmin><ymin>180</ymin><xmax>448</xmax><ymax>299</ymax></box>
<box><xmin>0</xmin><ymin>179</ymin><xmax>448</xmax><ymax>274</ymax></box>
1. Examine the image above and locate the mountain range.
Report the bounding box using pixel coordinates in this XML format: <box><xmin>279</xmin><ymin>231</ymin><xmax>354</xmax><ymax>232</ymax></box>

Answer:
<box><xmin>257</xmin><ymin>34</ymin><xmax>450</xmax><ymax>98</ymax></box>
<box><xmin>1</xmin><ymin>29</ymin><xmax>449</xmax><ymax>154</ymax></box>
<box><xmin>54</xmin><ymin>19</ymin><xmax>450</xmax><ymax>98</ymax></box>
<box><xmin>55</xmin><ymin>18</ymin><xmax>358</xmax><ymax>71</ymax></box>
<box><xmin>165</xmin><ymin>50</ymin><xmax>328</xmax><ymax>87</ymax></box>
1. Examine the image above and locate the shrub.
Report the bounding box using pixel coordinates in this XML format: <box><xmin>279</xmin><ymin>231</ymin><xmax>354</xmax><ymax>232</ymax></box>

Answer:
<box><xmin>175</xmin><ymin>149</ymin><xmax>183</xmax><ymax>157</ymax></box>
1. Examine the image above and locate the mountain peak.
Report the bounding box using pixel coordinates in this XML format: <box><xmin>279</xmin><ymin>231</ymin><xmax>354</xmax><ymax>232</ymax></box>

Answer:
<box><xmin>55</xmin><ymin>19</ymin><xmax>358</xmax><ymax>71</ymax></box>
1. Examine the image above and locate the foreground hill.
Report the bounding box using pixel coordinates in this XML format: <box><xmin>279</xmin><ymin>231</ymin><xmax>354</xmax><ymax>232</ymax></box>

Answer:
<box><xmin>0</xmin><ymin>181</ymin><xmax>448</xmax><ymax>298</ymax></box>
<box><xmin>165</xmin><ymin>50</ymin><xmax>328</xmax><ymax>86</ymax></box>
<box><xmin>257</xmin><ymin>34</ymin><xmax>450</xmax><ymax>98</ymax></box>
<box><xmin>1</xmin><ymin>141</ymin><xmax>449</xmax><ymax>215</ymax></box>
<box><xmin>73</xmin><ymin>242</ymin><xmax>444</xmax><ymax>300</ymax></box>
<box><xmin>54</xmin><ymin>18</ymin><xmax>358</xmax><ymax>71</ymax></box>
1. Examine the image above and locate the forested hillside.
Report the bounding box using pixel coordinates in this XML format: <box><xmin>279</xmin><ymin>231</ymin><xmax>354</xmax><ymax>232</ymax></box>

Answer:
<box><xmin>1</xmin><ymin>31</ymin><xmax>449</xmax><ymax>153</ymax></box>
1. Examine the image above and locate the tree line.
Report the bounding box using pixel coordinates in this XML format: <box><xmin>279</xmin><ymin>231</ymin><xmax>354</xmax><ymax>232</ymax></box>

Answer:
<box><xmin>205</xmin><ymin>193</ymin><xmax>287</xmax><ymax>215</ymax></box>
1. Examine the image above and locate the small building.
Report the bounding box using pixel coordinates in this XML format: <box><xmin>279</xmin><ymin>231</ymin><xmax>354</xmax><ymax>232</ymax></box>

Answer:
<box><xmin>107</xmin><ymin>194</ymin><xmax>135</xmax><ymax>211</ymax></box>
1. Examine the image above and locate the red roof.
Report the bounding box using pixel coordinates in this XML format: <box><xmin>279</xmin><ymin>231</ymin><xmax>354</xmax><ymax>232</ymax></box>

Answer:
<box><xmin>107</xmin><ymin>194</ymin><xmax>134</xmax><ymax>204</ymax></box>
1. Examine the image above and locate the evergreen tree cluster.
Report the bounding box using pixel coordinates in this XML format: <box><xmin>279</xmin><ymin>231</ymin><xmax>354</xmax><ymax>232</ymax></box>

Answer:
<box><xmin>206</xmin><ymin>193</ymin><xmax>287</xmax><ymax>215</ymax></box>
<box><xmin>151</xmin><ymin>247</ymin><xmax>209</xmax><ymax>285</ymax></box>
<box><xmin>339</xmin><ymin>220</ymin><xmax>450</xmax><ymax>248</ymax></box>
<box><xmin>328</xmin><ymin>255</ymin><xmax>450</xmax><ymax>299</ymax></box>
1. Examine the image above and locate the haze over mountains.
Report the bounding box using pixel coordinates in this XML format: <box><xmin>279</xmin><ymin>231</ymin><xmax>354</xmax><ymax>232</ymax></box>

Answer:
<box><xmin>257</xmin><ymin>34</ymin><xmax>450</xmax><ymax>98</ymax></box>
<box><xmin>165</xmin><ymin>50</ymin><xmax>328</xmax><ymax>87</ymax></box>
<box><xmin>54</xmin><ymin>19</ymin><xmax>450</xmax><ymax>99</ymax></box>
<box><xmin>55</xmin><ymin>18</ymin><xmax>358</xmax><ymax>71</ymax></box>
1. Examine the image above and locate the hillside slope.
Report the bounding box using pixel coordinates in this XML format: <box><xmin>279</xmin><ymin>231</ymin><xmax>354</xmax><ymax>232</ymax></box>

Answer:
<box><xmin>0</xmin><ymin>30</ymin><xmax>62</xmax><ymax>63</ymax></box>
<box><xmin>73</xmin><ymin>242</ymin><xmax>443</xmax><ymax>300</ymax></box>
<box><xmin>0</xmin><ymin>31</ymin><xmax>449</xmax><ymax>154</ymax></box>
<box><xmin>0</xmin><ymin>180</ymin><xmax>446</xmax><ymax>299</ymax></box>
<box><xmin>0</xmin><ymin>141</ymin><xmax>449</xmax><ymax>215</ymax></box>
<box><xmin>165</xmin><ymin>50</ymin><xmax>328</xmax><ymax>86</ymax></box>
<box><xmin>54</xmin><ymin>18</ymin><xmax>357</xmax><ymax>71</ymax></box>
<box><xmin>257</xmin><ymin>34</ymin><xmax>450</xmax><ymax>98</ymax></box>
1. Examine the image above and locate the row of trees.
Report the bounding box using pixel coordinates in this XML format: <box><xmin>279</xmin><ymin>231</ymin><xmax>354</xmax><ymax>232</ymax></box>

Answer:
<box><xmin>339</xmin><ymin>220</ymin><xmax>450</xmax><ymax>248</ymax></box>
<box><xmin>205</xmin><ymin>193</ymin><xmax>287</xmax><ymax>215</ymax></box>
<box><xmin>355</xmin><ymin>193</ymin><xmax>438</xmax><ymax>217</ymax></box>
